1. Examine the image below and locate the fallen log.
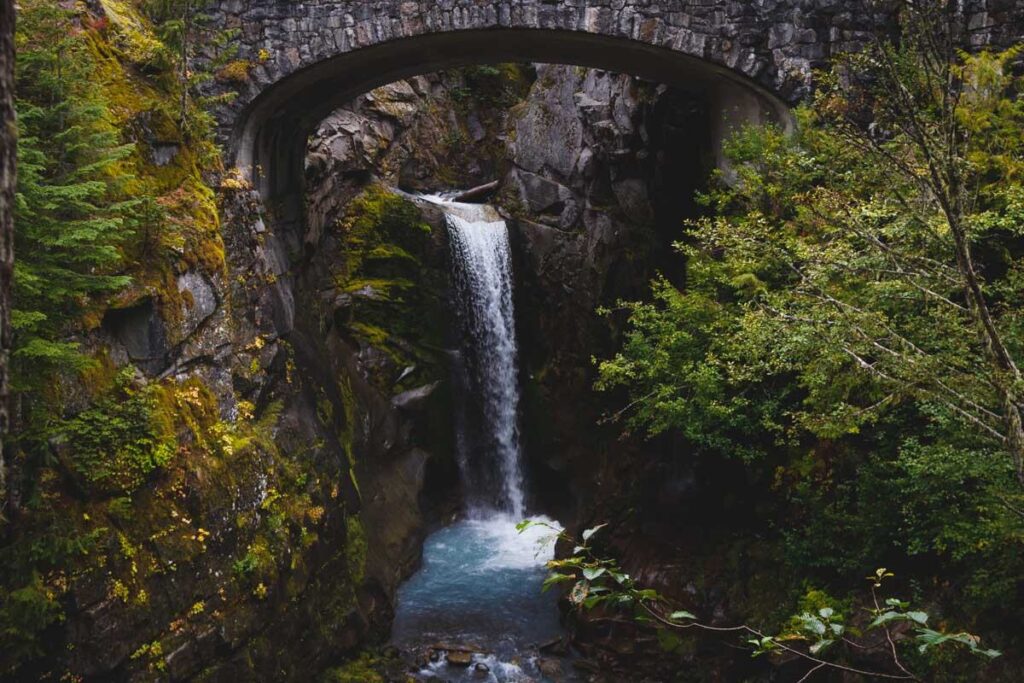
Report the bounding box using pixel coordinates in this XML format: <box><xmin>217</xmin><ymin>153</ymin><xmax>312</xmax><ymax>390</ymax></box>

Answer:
<box><xmin>451</xmin><ymin>180</ymin><xmax>500</xmax><ymax>203</ymax></box>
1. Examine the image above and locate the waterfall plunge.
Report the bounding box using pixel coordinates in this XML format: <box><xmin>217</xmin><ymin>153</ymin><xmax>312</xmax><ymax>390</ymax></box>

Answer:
<box><xmin>427</xmin><ymin>198</ymin><xmax>525</xmax><ymax>519</ymax></box>
<box><xmin>390</xmin><ymin>197</ymin><xmax>570</xmax><ymax>681</ymax></box>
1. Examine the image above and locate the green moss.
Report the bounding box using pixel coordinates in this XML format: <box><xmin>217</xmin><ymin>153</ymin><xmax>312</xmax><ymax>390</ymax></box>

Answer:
<box><xmin>338</xmin><ymin>374</ymin><xmax>357</xmax><ymax>466</ymax></box>
<box><xmin>83</xmin><ymin>3</ymin><xmax>225</xmax><ymax>339</ymax></box>
<box><xmin>315</xmin><ymin>388</ymin><xmax>334</xmax><ymax>426</ymax></box>
<box><xmin>347</xmin><ymin>322</ymin><xmax>391</xmax><ymax>348</ymax></box>
<box><xmin>364</xmin><ymin>243</ymin><xmax>417</xmax><ymax>262</ymax></box>
<box><xmin>335</xmin><ymin>185</ymin><xmax>431</xmax><ymax>287</ymax></box>
<box><xmin>98</xmin><ymin>0</ymin><xmax>164</xmax><ymax>66</ymax></box>
<box><xmin>344</xmin><ymin>516</ymin><xmax>367</xmax><ymax>586</ymax></box>
<box><xmin>340</xmin><ymin>277</ymin><xmax>414</xmax><ymax>299</ymax></box>
<box><xmin>320</xmin><ymin>653</ymin><xmax>385</xmax><ymax>683</ymax></box>
<box><xmin>0</xmin><ymin>346</ymin><xmax>337</xmax><ymax>672</ymax></box>
<box><xmin>331</xmin><ymin>185</ymin><xmax>450</xmax><ymax>389</ymax></box>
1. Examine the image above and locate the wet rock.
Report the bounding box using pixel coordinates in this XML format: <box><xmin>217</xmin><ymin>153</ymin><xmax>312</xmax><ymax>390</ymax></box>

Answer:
<box><xmin>365</xmin><ymin>80</ymin><xmax>422</xmax><ymax>124</ymax></box>
<box><xmin>511</xmin><ymin>68</ymin><xmax>583</xmax><ymax>178</ymax></box>
<box><xmin>164</xmin><ymin>627</ymin><xmax>219</xmax><ymax>680</ymax></box>
<box><xmin>67</xmin><ymin>597</ymin><xmax>139</xmax><ymax>675</ymax></box>
<box><xmin>506</xmin><ymin>64</ymin><xmax>655</xmax><ymax>238</ymax></box>
<box><xmin>473</xmin><ymin>661</ymin><xmax>490</xmax><ymax>676</ymax></box>
<box><xmin>515</xmin><ymin>171</ymin><xmax>568</xmax><ymax>215</ymax></box>
<box><xmin>537</xmin><ymin>657</ymin><xmax>563</xmax><ymax>679</ymax></box>
<box><xmin>177</xmin><ymin>270</ymin><xmax>218</xmax><ymax>339</ymax></box>
<box><xmin>151</xmin><ymin>142</ymin><xmax>179</xmax><ymax>166</ymax></box>
<box><xmin>538</xmin><ymin>636</ymin><xmax>569</xmax><ymax>655</ymax></box>
<box><xmin>610</xmin><ymin>178</ymin><xmax>651</xmax><ymax>222</ymax></box>
<box><xmin>446</xmin><ymin>650</ymin><xmax>473</xmax><ymax>666</ymax></box>
<box><xmin>391</xmin><ymin>381</ymin><xmax>440</xmax><ymax>412</ymax></box>
<box><xmin>572</xmin><ymin>658</ymin><xmax>601</xmax><ymax>674</ymax></box>
<box><xmin>102</xmin><ymin>298</ymin><xmax>169</xmax><ymax>375</ymax></box>
<box><xmin>306</xmin><ymin>68</ymin><xmax>516</xmax><ymax>237</ymax></box>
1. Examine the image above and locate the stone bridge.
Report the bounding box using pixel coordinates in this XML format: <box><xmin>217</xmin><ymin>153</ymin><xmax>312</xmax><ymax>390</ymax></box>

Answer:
<box><xmin>202</xmin><ymin>0</ymin><xmax>1021</xmax><ymax>197</ymax></box>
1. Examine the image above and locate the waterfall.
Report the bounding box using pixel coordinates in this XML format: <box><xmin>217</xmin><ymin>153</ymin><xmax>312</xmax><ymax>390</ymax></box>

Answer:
<box><xmin>392</xmin><ymin>198</ymin><xmax>568</xmax><ymax>681</ymax></box>
<box><xmin>423</xmin><ymin>197</ymin><xmax>525</xmax><ymax>519</ymax></box>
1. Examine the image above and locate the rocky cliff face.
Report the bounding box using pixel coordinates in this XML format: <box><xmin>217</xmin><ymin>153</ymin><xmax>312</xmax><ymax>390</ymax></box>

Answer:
<box><xmin>504</xmin><ymin>65</ymin><xmax>713</xmax><ymax>520</ymax></box>
<box><xmin>9</xmin><ymin>3</ymin><xmax>1024</xmax><ymax>681</ymax></box>
<box><xmin>300</xmin><ymin>63</ymin><xmax>716</xmax><ymax>527</ymax></box>
<box><xmin>5</xmin><ymin>46</ymin><xmax>711</xmax><ymax>678</ymax></box>
<box><xmin>14</xmin><ymin>67</ymin><xmax>529</xmax><ymax>681</ymax></box>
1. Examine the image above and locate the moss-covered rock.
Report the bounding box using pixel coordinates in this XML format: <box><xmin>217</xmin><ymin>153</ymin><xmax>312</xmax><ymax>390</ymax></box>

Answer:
<box><xmin>1</xmin><ymin>2</ymin><xmax>372</xmax><ymax>680</ymax></box>
<box><xmin>330</xmin><ymin>186</ymin><xmax>447</xmax><ymax>387</ymax></box>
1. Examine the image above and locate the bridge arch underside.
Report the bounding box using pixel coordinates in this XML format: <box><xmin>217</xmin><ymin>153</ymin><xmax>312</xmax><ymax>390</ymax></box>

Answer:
<box><xmin>231</xmin><ymin>28</ymin><xmax>792</xmax><ymax>200</ymax></box>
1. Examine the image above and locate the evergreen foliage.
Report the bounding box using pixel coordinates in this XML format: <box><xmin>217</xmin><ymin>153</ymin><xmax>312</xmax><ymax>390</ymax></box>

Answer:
<box><xmin>12</xmin><ymin>0</ymin><xmax>136</xmax><ymax>387</ymax></box>
<box><xmin>0</xmin><ymin>2</ymin><xmax>219</xmax><ymax>673</ymax></box>
<box><xmin>142</xmin><ymin>0</ymin><xmax>239</xmax><ymax>149</ymax></box>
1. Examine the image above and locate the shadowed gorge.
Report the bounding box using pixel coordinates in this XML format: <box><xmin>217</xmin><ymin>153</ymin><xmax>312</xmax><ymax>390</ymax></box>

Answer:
<box><xmin>2</xmin><ymin>2</ymin><xmax>1024</xmax><ymax>682</ymax></box>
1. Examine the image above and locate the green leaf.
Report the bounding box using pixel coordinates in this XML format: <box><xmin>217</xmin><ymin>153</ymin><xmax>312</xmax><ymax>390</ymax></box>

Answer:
<box><xmin>582</xmin><ymin>567</ymin><xmax>607</xmax><ymax>581</ymax></box>
<box><xmin>798</xmin><ymin>613</ymin><xmax>827</xmax><ymax>636</ymax></box>
<box><xmin>868</xmin><ymin>611</ymin><xmax>903</xmax><ymax>629</ymax></box>
<box><xmin>669</xmin><ymin>610</ymin><xmax>696</xmax><ymax>621</ymax></box>
<box><xmin>809</xmin><ymin>639</ymin><xmax>834</xmax><ymax>655</ymax></box>
<box><xmin>915</xmin><ymin>628</ymin><xmax>1001</xmax><ymax>659</ymax></box>
<box><xmin>656</xmin><ymin>629</ymin><xmax>684</xmax><ymax>653</ymax></box>
<box><xmin>749</xmin><ymin>636</ymin><xmax>778</xmax><ymax>657</ymax></box>
<box><xmin>581</xmin><ymin>524</ymin><xmax>607</xmax><ymax>542</ymax></box>
<box><xmin>541</xmin><ymin>573</ymin><xmax>574</xmax><ymax>592</ymax></box>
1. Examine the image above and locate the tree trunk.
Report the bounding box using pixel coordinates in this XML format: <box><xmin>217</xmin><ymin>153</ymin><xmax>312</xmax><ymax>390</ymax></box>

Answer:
<box><xmin>1005</xmin><ymin>396</ymin><xmax>1024</xmax><ymax>486</ymax></box>
<box><xmin>0</xmin><ymin>0</ymin><xmax>14</xmax><ymax>517</ymax></box>
<box><xmin>945</xmin><ymin>210</ymin><xmax>1024</xmax><ymax>486</ymax></box>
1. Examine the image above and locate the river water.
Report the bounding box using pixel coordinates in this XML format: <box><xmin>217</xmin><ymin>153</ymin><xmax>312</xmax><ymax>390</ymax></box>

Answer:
<box><xmin>390</xmin><ymin>515</ymin><xmax>568</xmax><ymax>681</ymax></box>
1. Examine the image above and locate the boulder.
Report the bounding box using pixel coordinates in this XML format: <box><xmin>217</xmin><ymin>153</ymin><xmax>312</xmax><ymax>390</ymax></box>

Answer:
<box><xmin>538</xmin><ymin>657</ymin><xmax>564</xmax><ymax>679</ymax></box>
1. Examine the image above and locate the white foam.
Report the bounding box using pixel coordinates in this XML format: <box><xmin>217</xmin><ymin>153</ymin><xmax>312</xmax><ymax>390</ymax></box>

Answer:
<box><xmin>473</xmin><ymin>514</ymin><xmax>561</xmax><ymax>571</ymax></box>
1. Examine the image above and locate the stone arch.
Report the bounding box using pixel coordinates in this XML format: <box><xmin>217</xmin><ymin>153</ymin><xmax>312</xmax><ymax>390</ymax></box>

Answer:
<box><xmin>231</xmin><ymin>29</ymin><xmax>791</xmax><ymax>196</ymax></box>
<box><xmin>205</xmin><ymin>0</ymin><xmax>839</xmax><ymax>198</ymax></box>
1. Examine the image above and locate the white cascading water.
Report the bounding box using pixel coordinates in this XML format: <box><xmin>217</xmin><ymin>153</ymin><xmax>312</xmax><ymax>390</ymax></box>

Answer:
<box><xmin>437</xmin><ymin>199</ymin><xmax>525</xmax><ymax>519</ymax></box>
<box><xmin>390</xmin><ymin>195</ymin><xmax>570</xmax><ymax>682</ymax></box>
